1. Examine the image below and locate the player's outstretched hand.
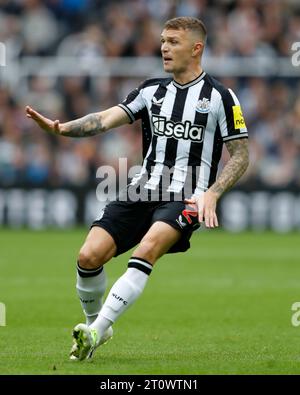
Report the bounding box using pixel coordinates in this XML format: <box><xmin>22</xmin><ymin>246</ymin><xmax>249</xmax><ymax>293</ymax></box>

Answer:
<box><xmin>185</xmin><ymin>190</ymin><xmax>219</xmax><ymax>229</ymax></box>
<box><xmin>26</xmin><ymin>106</ymin><xmax>62</xmax><ymax>135</ymax></box>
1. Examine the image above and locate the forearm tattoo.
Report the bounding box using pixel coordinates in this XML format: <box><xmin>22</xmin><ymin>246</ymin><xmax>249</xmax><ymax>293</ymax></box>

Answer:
<box><xmin>61</xmin><ymin>113</ymin><xmax>103</xmax><ymax>137</ymax></box>
<box><xmin>210</xmin><ymin>139</ymin><xmax>249</xmax><ymax>198</ymax></box>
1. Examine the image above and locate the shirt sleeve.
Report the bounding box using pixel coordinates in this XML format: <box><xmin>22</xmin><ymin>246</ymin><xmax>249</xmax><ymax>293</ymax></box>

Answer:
<box><xmin>118</xmin><ymin>82</ymin><xmax>146</xmax><ymax>124</ymax></box>
<box><xmin>217</xmin><ymin>88</ymin><xmax>248</xmax><ymax>142</ymax></box>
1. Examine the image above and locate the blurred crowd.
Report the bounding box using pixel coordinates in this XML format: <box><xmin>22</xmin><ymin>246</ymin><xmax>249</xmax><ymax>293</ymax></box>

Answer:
<box><xmin>0</xmin><ymin>0</ymin><xmax>300</xmax><ymax>188</ymax></box>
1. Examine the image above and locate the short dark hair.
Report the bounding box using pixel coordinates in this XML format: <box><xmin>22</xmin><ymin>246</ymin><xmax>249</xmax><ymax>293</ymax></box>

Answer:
<box><xmin>164</xmin><ymin>17</ymin><xmax>207</xmax><ymax>44</ymax></box>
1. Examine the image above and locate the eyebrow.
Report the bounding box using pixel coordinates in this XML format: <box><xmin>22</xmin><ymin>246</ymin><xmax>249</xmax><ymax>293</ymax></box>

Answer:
<box><xmin>160</xmin><ymin>35</ymin><xmax>180</xmax><ymax>40</ymax></box>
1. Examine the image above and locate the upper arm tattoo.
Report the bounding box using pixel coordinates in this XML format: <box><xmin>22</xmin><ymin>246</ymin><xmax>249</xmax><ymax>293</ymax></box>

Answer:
<box><xmin>61</xmin><ymin>113</ymin><xmax>104</xmax><ymax>138</ymax></box>
<box><xmin>210</xmin><ymin>138</ymin><xmax>249</xmax><ymax>197</ymax></box>
<box><xmin>225</xmin><ymin>138</ymin><xmax>249</xmax><ymax>158</ymax></box>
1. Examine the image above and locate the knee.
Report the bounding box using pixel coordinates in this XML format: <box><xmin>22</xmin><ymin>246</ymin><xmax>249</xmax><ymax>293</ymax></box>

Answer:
<box><xmin>78</xmin><ymin>247</ymin><xmax>106</xmax><ymax>270</ymax></box>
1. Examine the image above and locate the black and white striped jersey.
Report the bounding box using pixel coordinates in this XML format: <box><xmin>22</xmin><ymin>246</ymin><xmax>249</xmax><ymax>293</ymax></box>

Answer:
<box><xmin>118</xmin><ymin>71</ymin><xmax>248</xmax><ymax>201</ymax></box>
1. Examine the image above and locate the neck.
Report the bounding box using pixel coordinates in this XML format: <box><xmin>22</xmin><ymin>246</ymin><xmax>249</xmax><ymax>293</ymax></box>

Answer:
<box><xmin>173</xmin><ymin>65</ymin><xmax>203</xmax><ymax>85</ymax></box>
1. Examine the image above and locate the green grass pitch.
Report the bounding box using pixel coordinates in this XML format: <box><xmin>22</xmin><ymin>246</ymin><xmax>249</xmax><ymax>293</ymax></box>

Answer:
<box><xmin>0</xmin><ymin>228</ymin><xmax>300</xmax><ymax>375</ymax></box>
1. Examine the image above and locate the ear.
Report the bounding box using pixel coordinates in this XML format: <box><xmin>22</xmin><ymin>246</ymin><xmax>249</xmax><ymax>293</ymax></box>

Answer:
<box><xmin>192</xmin><ymin>41</ymin><xmax>204</xmax><ymax>57</ymax></box>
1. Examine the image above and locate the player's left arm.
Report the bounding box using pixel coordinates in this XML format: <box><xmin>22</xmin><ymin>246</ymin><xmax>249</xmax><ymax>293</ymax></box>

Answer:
<box><xmin>185</xmin><ymin>138</ymin><xmax>249</xmax><ymax>228</ymax></box>
<box><xmin>210</xmin><ymin>138</ymin><xmax>249</xmax><ymax>198</ymax></box>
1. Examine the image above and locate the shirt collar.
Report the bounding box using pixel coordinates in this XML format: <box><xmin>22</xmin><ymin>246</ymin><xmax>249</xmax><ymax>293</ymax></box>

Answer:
<box><xmin>172</xmin><ymin>71</ymin><xmax>206</xmax><ymax>89</ymax></box>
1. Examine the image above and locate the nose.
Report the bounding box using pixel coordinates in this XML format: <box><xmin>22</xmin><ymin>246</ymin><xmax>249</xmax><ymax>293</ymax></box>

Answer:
<box><xmin>161</xmin><ymin>42</ymin><xmax>169</xmax><ymax>54</ymax></box>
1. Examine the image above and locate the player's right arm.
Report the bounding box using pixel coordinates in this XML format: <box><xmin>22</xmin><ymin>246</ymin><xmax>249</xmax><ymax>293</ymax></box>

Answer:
<box><xmin>25</xmin><ymin>105</ymin><xmax>130</xmax><ymax>137</ymax></box>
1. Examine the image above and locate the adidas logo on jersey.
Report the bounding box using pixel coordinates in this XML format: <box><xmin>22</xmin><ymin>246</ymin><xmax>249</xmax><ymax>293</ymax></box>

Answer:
<box><xmin>152</xmin><ymin>115</ymin><xmax>204</xmax><ymax>143</ymax></box>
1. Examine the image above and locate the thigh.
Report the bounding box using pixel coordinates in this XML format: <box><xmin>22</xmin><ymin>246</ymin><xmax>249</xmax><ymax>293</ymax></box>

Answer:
<box><xmin>134</xmin><ymin>221</ymin><xmax>181</xmax><ymax>264</ymax></box>
<box><xmin>92</xmin><ymin>200</ymin><xmax>154</xmax><ymax>256</ymax></box>
<box><xmin>151</xmin><ymin>201</ymin><xmax>200</xmax><ymax>254</ymax></box>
